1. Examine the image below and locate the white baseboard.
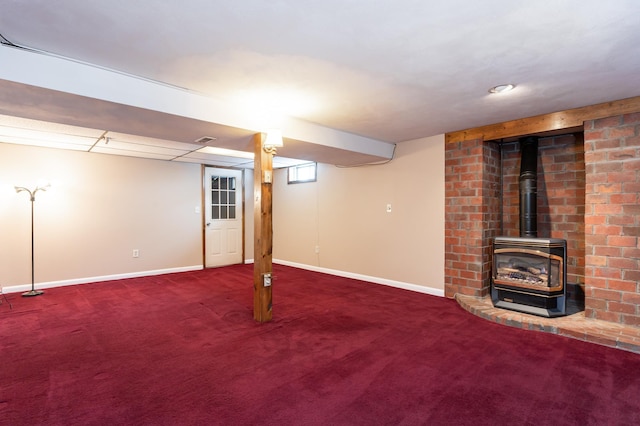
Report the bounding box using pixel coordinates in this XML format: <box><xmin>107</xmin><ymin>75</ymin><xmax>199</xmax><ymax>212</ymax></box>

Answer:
<box><xmin>1</xmin><ymin>265</ymin><xmax>203</xmax><ymax>294</ymax></box>
<box><xmin>1</xmin><ymin>261</ymin><xmax>444</xmax><ymax>298</ymax></box>
<box><xmin>273</xmin><ymin>259</ymin><xmax>444</xmax><ymax>298</ymax></box>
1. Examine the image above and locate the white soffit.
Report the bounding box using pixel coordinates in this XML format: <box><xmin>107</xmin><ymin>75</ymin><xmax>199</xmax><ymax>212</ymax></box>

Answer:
<box><xmin>0</xmin><ymin>46</ymin><xmax>396</xmax><ymax>161</ymax></box>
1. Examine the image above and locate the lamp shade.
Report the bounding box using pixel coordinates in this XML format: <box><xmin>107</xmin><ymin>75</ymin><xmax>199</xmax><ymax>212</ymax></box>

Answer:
<box><xmin>264</xmin><ymin>129</ymin><xmax>284</xmax><ymax>148</ymax></box>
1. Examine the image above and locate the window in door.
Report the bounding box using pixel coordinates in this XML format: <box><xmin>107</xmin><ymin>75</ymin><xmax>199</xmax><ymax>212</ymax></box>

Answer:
<box><xmin>210</xmin><ymin>176</ymin><xmax>237</xmax><ymax>220</ymax></box>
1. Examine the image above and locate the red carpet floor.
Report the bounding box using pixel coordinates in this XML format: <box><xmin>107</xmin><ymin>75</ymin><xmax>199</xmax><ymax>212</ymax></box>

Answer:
<box><xmin>1</xmin><ymin>264</ymin><xmax>639</xmax><ymax>425</ymax></box>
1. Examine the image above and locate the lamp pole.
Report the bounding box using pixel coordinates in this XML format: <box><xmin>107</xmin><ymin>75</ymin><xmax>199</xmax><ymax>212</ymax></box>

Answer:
<box><xmin>15</xmin><ymin>183</ymin><xmax>50</xmax><ymax>297</ymax></box>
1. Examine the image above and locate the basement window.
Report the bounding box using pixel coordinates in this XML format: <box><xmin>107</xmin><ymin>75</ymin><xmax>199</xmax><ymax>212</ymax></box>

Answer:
<box><xmin>288</xmin><ymin>162</ymin><xmax>317</xmax><ymax>184</ymax></box>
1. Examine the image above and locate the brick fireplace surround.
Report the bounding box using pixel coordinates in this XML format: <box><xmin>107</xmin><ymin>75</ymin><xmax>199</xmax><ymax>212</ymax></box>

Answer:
<box><xmin>445</xmin><ymin>109</ymin><xmax>640</xmax><ymax>352</ymax></box>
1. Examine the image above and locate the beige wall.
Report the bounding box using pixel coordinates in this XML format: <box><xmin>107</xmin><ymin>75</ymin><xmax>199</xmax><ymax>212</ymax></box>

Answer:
<box><xmin>1</xmin><ymin>135</ymin><xmax>443</xmax><ymax>295</ymax></box>
<box><xmin>273</xmin><ymin>134</ymin><xmax>445</xmax><ymax>293</ymax></box>
<box><xmin>0</xmin><ymin>143</ymin><xmax>204</xmax><ymax>289</ymax></box>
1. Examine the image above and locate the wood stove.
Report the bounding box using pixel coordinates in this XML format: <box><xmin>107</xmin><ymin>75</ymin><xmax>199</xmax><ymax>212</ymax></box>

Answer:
<box><xmin>491</xmin><ymin>237</ymin><xmax>567</xmax><ymax>317</ymax></box>
<box><xmin>491</xmin><ymin>136</ymin><xmax>568</xmax><ymax>317</ymax></box>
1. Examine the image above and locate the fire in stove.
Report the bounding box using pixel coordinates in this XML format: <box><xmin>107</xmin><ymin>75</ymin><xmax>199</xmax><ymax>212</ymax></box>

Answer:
<box><xmin>497</xmin><ymin>259</ymin><xmax>549</xmax><ymax>287</ymax></box>
<box><xmin>495</xmin><ymin>251</ymin><xmax>563</xmax><ymax>292</ymax></box>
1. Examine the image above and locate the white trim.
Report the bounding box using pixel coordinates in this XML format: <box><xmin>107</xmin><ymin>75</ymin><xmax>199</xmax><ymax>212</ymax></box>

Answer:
<box><xmin>273</xmin><ymin>259</ymin><xmax>445</xmax><ymax>298</ymax></box>
<box><xmin>1</xmin><ymin>265</ymin><xmax>203</xmax><ymax>294</ymax></box>
<box><xmin>1</xmin><ymin>261</ymin><xmax>444</xmax><ymax>297</ymax></box>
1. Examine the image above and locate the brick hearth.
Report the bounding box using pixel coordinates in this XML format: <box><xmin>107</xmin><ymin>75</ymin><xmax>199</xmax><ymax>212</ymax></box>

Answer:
<box><xmin>456</xmin><ymin>294</ymin><xmax>640</xmax><ymax>353</ymax></box>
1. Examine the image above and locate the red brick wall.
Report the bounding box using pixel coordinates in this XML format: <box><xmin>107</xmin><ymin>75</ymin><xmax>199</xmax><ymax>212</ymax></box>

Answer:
<box><xmin>500</xmin><ymin>134</ymin><xmax>586</xmax><ymax>286</ymax></box>
<box><xmin>445</xmin><ymin>110</ymin><xmax>639</xmax><ymax>328</ymax></box>
<box><xmin>445</xmin><ymin>139</ymin><xmax>500</xmax><ymax>298</ymax></box>
<box><xmin>584</xmin><ymin>113</ymin><xmax>640</xmax><ymax>326</ymax></box>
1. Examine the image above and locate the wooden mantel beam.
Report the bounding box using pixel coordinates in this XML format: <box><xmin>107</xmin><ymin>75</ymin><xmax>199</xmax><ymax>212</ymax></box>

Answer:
<box><xmin>445</xmin><ymin>95</ymin><xmax>640</xmax><ymax>143</ymax></box>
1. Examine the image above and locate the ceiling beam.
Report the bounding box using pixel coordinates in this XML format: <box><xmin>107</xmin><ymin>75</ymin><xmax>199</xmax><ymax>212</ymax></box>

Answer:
<box><xmin>445</xmin><ymin>96</ymin><xmax>640</xmax><ymax>143</ymax></box>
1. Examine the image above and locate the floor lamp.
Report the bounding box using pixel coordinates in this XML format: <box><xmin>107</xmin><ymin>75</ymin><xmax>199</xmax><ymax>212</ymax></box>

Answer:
<box><xmin>15</xmin><ymin>182</ymin><xmax>50</xmax><ymax>297</ymax></box>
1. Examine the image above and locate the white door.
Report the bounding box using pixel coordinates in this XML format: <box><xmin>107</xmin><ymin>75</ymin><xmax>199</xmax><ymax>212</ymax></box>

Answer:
<box><xmin>204</xmin><ymin>167</ymin><xmax>243</xmax><ymax>268</ymax></box>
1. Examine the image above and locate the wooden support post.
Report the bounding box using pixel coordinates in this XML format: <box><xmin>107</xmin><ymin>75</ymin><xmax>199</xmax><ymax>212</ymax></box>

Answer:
<box><xmin>253</xmin><ymin>132</ymin><xmax>273</xmax><ymax>322</ymax></box>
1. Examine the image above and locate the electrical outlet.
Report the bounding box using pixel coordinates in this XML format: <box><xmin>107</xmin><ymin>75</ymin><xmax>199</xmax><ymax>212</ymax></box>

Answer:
<box><xmin>386</xmin><ymin>203</ymin><xmax>392</xmax><ymax>213</ymax></box>
<box><xmin>133</xmin><ymin>249</ymin><xmax>139</xmax><ymax>258</ymax></box>
<box><xmin>315</xmin><ymin>245</ymin><xmax>320</xmax><ymax>253</ymax></box>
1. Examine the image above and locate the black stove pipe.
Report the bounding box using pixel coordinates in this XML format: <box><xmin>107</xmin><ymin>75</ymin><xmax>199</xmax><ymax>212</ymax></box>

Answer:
<box><xmin>519</xmin><ymin>136</ymin><xmax>538</xmax><ymax>237</ymax></box>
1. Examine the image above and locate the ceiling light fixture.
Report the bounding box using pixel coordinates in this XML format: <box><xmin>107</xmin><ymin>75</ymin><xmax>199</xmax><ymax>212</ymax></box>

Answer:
<box><xmin>489</xmin><ymin>84</ymin><xmax>516</xmax><ymax>94</ymax></box>
<box><xmin>263</xmin><ymin>129</ymin><xmax>284</xmax><ymax>155</ymax></box>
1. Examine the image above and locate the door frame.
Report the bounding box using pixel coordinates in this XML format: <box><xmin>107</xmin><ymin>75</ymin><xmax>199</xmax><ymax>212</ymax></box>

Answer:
<box><xmin>202</xmin><ymin>165</ymin><xmax>245</xmax><ymax>268</ymax></box>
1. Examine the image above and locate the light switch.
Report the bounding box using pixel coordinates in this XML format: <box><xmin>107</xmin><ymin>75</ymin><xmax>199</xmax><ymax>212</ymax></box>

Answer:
<box><xmin>263</xmin><ymin>273</ymin><xmax>272</xmax><ymax>287</ymax></box>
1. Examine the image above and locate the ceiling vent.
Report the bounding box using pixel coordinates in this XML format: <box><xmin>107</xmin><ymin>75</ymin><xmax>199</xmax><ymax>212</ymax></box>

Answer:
<box><xmin>194</xmin><ymin>136</ymin><xmax>218</xmax><ymax>145</ymax></box>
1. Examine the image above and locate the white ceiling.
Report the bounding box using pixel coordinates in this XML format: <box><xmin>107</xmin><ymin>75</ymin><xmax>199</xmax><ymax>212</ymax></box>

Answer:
<box><xmin>0</xmin><ymin>0</ymin><xmax>639</xmax><ymax>165</ymax></box>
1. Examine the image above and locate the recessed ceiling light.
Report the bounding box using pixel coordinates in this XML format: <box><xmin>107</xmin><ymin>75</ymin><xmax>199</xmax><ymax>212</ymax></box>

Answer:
<box><xmin>489</xmin><ymin>84</ymin><xmax>515</xmax><ymax>94</ymax></box>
